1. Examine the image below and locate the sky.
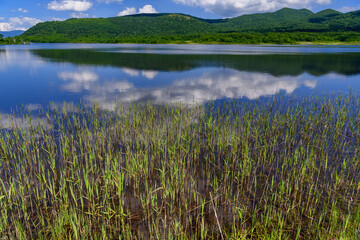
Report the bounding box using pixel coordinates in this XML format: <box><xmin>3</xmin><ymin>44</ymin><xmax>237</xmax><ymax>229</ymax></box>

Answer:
<box><xmin>0</xmin><ymin>0</ymin><xmax>359</xmax><ymax>31</ymax></box>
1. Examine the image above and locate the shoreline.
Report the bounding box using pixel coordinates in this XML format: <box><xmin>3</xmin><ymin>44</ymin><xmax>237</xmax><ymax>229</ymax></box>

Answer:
<box><xmin>2</xmin><ymin>41</ymin><xmax>360</xmax><ymax>46</ymax></box>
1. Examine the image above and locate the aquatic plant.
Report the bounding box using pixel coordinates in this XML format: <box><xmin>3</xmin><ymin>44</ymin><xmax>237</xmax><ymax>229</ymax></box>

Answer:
<box><xmin>0</xmin><ymin>94</ymin><xmax>359</xmax><ymax>239</ymax></box>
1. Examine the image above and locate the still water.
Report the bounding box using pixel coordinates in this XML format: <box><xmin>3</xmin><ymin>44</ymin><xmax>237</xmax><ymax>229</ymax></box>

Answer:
<box><xmin>1</xmin><ymin>43</ymin><xmax>360</xmax><ymax>113</ymax></box>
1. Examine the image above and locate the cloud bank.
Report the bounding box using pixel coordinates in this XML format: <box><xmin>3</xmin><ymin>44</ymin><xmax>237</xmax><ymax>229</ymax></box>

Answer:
<box><xmin>48</xmin><ymin>0</ymin><xmax>93</xmax><ymax>12</ymax></box>
<box><xmin>0</xmin><ymin>17</ymin><xmax>43</xmax><ymax>31</ymax></box>
<box><xmin>173</xmin><ymin>0</ymin><xmax>331</xmax><ymax>16</ymax></box>
<box><xmin>117</xmin><ymin>5</ymin><xmax>158</xmax><ymax>16</ymax></box>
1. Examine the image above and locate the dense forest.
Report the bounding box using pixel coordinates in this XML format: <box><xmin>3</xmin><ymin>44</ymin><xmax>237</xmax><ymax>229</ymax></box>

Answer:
<box><xmin>18</xmin><ymin>8</ymin><xmax>360</xmax><ymax>44</ymax></box>
<box><xmin>0</xmin><ymin>35</ymin><xmax>27</xmax><ymax>45</ymax></box>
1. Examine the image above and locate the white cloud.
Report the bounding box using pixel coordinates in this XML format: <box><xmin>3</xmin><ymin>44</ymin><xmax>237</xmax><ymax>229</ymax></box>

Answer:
<box><xmin>48</xmin><ymin>0</ymin><xmax>93</xmax><ymax>12</ymax></box>
<box><xmin>117</xmin><ymin>7</ymin><xmax>137</xmax><ymax>16</ymax></box>
<box><xmin>97</xmin><ymin>0</ymin><xmax>123</xmax><ymax>3</ymax></box>
<box><xmin>71</xmin><ymin>12</ymin><xmax>89</xmax><ymax>18</ymax></box>
<box><xmin>316</xmin><ymin>0</ymin><xmax>331</xmax><ymax>4</ymax></box>
<box><xmin>338</xmin><ymin>5</ymin><xmax>360</xmax><ymax>13</ymax></box>
<box><xmin>0</xmin><ymin>23</ymin><xmax>13</xmax><ymax>31</ymax></box>
<box><xmin>18</xmin><ymin>8</ymin><xmax>29</xmax><ymax>13</ymax></box>
<box><xmin>0</xmin><ymin>17</ymin><xmax>43</xmax><ymax>31</ymax></box>
<box><xmin>117</xmin><ymin>5</ymin><xmax>158</xmax><ymax>16</ymax></box>
<box><xmin>173</xmin><ymin>0</ymin><xmax>331</xmax><ymax>16</ymax></box>
<box><xmin>139</xmin><ymin>5</ymin><xmax>158</xmax><ymax>14</ymax></box>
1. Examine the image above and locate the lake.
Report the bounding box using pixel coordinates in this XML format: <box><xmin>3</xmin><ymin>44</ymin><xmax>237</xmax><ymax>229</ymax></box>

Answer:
<box><xmin>1</xmin><ymin>43</ymin><xmax>360</xmax><ymax>113</ymax></box>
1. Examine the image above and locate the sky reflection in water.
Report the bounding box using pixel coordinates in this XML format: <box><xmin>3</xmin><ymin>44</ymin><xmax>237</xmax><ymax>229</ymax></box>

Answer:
<box><xmin>0</xmin><ymin>44</ymin><xmax>360</xmax><ymax>113</ymax></box>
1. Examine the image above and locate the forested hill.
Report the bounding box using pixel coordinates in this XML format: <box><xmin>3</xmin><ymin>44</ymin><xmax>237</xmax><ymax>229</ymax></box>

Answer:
<box><xmin>21</xmin><ymin>8</ymin><xmax>360</xmax><ymax>43</ymax></box>
<box><xmin>22</xmin><ymin>14</ymin><xmax>216</xmax><ymax>42</ymax></box>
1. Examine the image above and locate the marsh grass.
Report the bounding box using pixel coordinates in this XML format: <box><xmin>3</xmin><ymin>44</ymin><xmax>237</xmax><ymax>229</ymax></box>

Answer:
<box><xmin>0</xmin><ymin>94</ymin><xmax>360</xmax><ymax>239</ymax></box>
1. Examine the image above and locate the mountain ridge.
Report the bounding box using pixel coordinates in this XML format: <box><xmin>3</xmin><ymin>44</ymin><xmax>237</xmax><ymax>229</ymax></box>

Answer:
<box><xmin>21</xmin><ymin>8</ymin><xmax>360</xmax><ymax>43</ymax></box>
<box><xmin>0</xmin><ymin>30</ymin><xmax>25</xmax><ymax>38</ymax></box>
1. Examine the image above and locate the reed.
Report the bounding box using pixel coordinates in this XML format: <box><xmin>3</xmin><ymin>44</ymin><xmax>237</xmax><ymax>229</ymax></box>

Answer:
<box><xmin>0</xmin><ymin>93</ymin><xmax>360</xmax><ymax>239</ymax></box>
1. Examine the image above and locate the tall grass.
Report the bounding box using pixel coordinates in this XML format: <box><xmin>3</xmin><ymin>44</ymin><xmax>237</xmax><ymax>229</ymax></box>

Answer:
<box><xmin>0</xmin><ymin>94</ymin><xmax>360</xmax><ymax>239</ymax></box>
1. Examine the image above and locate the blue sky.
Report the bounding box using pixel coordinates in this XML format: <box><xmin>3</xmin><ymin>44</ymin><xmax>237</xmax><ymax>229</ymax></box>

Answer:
<box><xmin>0</xmin><ymin>0</ymin><xmax>359</xmax><ymax>31</ymax></box>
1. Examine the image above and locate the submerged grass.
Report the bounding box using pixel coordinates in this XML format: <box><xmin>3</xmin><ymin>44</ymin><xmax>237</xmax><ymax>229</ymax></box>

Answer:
<box><xmin>1</xmin><ymin>94</ymin><xmax>360</xmax><ymax>239</ymax></box>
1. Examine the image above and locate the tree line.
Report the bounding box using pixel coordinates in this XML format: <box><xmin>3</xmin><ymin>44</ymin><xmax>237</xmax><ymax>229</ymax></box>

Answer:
<box><xmin>21</xmin><ymin>32</ymin><xmax>360</xmax><ymax>45</ymax></box>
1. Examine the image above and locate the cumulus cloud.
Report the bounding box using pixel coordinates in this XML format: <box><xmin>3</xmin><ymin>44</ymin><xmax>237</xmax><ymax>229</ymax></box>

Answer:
<box><xmin>0</xmin><ymin>17</ymin><xmax>43</xmax><ymax>31</ymax></box>
<box><xmin>48</xmin><ymin>0</ymin><xmax>93</xmax><ymax>12</ymax></box>
<box><xmin>338</xmin><ymin>5</ymin><xmax>360</xmax><ymax>13</ymax></box>
<box><xmin>0</xmin><ymin>23</ymin><xmax>13</xmax><ymax>31</ymax></box>
<box><xmin>173</xmin><ymin>0</ymin><xmax>331</xmax><ymax>16</ymax></box>
<box><xmin>139</xmin><ymin>5</ymin><xmax>158</xmax><ymax>14</ymax></box>
<box><xmin>117</xmin><ymin>7</ymin><xmax>137</xmax><ymax>16</ymax></box>
<box><xmin>117</xmin><ymin>5</ymin><xmax>158</xmax><ymax>16</ymax></box>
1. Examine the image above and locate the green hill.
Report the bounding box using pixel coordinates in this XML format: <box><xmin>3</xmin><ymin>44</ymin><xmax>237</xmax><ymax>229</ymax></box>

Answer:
<box><xmin>21</xmin><ymin>8</ymin><xmax>360</xmax><ymax>43</ymax></box>
<box><xmin>308</xmin><ymin>9</ymin><xmax>342</xmax><ymax>23</ymax></box>
<box><xmin>22</xmin><ymin>13</ymin><xmax>216</xmax><ymax>42</ymax></box>
<box><xmin>216</xmin><ymin>8</ymin><xmax>314</xmax><ymax>32</ymax></box>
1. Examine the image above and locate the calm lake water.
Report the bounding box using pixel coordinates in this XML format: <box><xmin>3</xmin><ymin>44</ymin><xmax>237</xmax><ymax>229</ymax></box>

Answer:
<box><xmin>1</xmin><ymin>43</ymin><xmax>360</xmax><ymax>113</ymax></box>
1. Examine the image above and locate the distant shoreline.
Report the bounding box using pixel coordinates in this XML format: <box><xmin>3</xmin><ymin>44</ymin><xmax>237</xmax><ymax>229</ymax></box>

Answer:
<box><xmin>2</xmin><ymin>41</ymin><xmax>359</xmax><ymax>46</ymax></box>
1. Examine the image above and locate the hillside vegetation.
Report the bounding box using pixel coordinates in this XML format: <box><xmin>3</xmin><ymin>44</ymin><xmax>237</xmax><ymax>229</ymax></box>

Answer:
<box><xmin>21</xmin><ymin>8</ymin><xmax>360</xmax><ymax>44</ymax></box>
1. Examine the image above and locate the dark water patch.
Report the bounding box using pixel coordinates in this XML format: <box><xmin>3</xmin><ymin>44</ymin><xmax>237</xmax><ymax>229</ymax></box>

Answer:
<box><xmin>32</xmin><ymin>49</ymin><xmax>360</xmax><ymax>76</ymax></box>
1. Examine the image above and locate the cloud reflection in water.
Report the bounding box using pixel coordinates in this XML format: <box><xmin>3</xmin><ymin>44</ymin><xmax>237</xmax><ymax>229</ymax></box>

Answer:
<box><xmin>58</xmin><ymin>68</ymin><xmax>316</xmax><ymax>109</ymax></box>
<box><xmin>122</xmin><ymin>67</ymin><xmax>159</xmax><ymax>80</ymax></box>
<box><xmin>0</xmin><ymin>49</ymin><xmax>45</xmax><ymax>72</ymax></box>
<box><xmin>58</xmin><ymin>71</ymin><xmax>99</xmax><ymax>93</ymax></box>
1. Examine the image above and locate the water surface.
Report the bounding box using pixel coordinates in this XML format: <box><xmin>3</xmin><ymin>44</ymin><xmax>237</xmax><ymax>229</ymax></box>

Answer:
<box><xmin>1</xmin><ymin>43</ymin><xmax>360</xmax><ymax>113</ymax></box>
